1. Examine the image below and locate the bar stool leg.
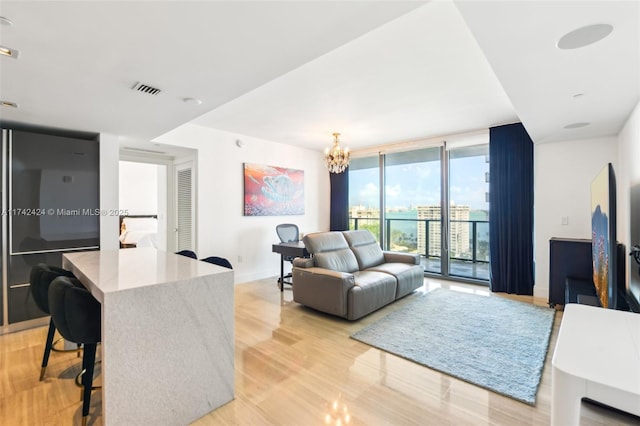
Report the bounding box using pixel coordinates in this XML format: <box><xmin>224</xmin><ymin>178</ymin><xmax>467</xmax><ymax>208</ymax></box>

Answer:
<box><xmin>81</xmin><ymin>343</ymin><xmax>97</xmax><ymax>426</ymax></box>
<box><xmin>40</xmin><ymin>319</ymin><xmax>56</xmax><ymax>380</ymax></box>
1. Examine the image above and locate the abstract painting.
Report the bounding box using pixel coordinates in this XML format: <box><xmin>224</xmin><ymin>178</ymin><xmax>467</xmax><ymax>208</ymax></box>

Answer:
<box><xmin>591</xmin><ymin>164</ymin><xmax>611</xmax><ymax>308</ymax></box>
<box><xmin>243</xmin><ymin>163</ymin><xmax>304</xmax><ymax>216</ymax></box>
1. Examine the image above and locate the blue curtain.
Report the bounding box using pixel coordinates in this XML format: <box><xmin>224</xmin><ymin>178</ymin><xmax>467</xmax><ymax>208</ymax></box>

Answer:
<box><xmin>330</xmin><ymin>169</ymin><xmax>349</xmax><ymax>231</ymax></box>
<box><xmin>489</xmin><ymin>123</ymin><xmax>534</xmax><ymax>295</ymax></box>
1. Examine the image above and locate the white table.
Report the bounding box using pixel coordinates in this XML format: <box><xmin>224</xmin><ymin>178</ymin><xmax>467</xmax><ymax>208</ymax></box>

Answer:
<box><xmin>551</xmin><ymin>304</ymin><xmax>640</xmax><ymax>425</ymax></box>
<box><xmin>63</xmin><ymin>248</ymin><xmax>235</xmax><ymax>425</ymax></box>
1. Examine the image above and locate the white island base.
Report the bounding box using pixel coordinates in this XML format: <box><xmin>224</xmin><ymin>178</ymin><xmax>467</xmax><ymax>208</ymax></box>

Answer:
<box><xmin>63</xmin><ymin>248</ymin><xmax>234</xmax><ymax>425</ymax></box>
<box><xmin>551</xmin><ymin>303</ymin><xmax>640</xmax><ymax>425</ymax></box>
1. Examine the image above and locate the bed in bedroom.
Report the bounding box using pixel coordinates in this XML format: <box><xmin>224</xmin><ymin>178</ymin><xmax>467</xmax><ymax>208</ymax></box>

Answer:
<box><xmin>119</xmin><ymin>215</ymin><xmax>159</xmax><ymax>248</ymax></box>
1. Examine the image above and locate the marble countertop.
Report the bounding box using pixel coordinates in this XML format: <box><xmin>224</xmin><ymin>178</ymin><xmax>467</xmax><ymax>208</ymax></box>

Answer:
<box><xmin>63</xmin><ymin>248</ymin><xmax>231</xmax><ymax>302</ymax></box>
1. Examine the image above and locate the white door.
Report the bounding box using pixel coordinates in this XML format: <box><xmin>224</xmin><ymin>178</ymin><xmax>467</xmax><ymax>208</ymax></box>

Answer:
<box><xmin>175</xmin><ymin>162</ymin><xmax>195</xmax><ymax>252</ymax></box>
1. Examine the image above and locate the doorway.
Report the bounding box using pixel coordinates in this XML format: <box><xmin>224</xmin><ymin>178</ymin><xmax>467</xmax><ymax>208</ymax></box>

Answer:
<box><xmin>119</xmin><ymin>143</ymin><xmax>197</xmax><ymax>253</ymax></box>
<box><xmin>118</xmin><ymin>160</ymin><xmax>168</xmax><ymax>250</ymax></box>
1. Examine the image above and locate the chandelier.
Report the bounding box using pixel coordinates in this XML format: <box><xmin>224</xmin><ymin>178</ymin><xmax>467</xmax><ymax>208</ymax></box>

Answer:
<box><xmin>324</xmin><ymin>132</ymin><xmax>350</xmax><ymax>173</ymax></box>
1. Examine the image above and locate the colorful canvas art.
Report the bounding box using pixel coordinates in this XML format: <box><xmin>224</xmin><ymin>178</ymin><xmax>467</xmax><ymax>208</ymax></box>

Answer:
<box><xmin>243</xmin><ymin>163</ymin><xmax>304</xmax><ymax>216</ymax></box>
<box><xmin>591</xmin><ymin>165</ymin><xmax>610</xmax><ymax>308</ymax></box>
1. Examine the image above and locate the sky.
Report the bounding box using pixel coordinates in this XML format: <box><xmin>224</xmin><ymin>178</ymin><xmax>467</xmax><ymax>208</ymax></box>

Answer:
<box><xmin>349</xmin><ymin>155</ymin><xmax>489</xmax><ymax>210</ymax></box>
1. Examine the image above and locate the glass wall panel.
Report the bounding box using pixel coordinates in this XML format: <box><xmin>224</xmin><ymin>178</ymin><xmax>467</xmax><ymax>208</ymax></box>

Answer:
<box><xmin>384</xmin><ymin>148</ymin><xmax>441</xmax><ymax>273</ymax></box>
<box><xmin>447</xmin><ymin>144</ymin><xmax>490</xmax><ymax>280</ymax></box>
<box><xmin>348</xmin><ymin>142</ymin><xmax>489</xmax><ymax>282</ymax></box>
<box><xmin>348</xmin><ymin>157</ymin><xmax>380</xmax><ymax>242</ymax></box>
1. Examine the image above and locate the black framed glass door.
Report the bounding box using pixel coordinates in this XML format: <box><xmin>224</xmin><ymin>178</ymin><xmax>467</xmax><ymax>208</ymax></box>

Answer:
<box><xmin>348</xmin><ymin>140</ymin><xmax>489</xmax><ymax>283</ymax></box>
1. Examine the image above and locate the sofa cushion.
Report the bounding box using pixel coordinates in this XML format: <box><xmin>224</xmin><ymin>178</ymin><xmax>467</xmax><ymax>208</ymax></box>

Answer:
<box><xmin>367</xmin><ymin>263</ymin><xmax>424</xmax><ymax>298</ymax></box>
<box><xmin>303</xmin><ymin>232</ymin><xmax>359</xmax><ymax>273</ymax></box>
<box><xmin>342</xmin><ymin>230</ymin><xmax>385</xmax><ymax>270</ymax></box>
<box><xmin>347</xmin><ymin>270</ymin><xmax>397</xmax><ymax>320</ymax></box>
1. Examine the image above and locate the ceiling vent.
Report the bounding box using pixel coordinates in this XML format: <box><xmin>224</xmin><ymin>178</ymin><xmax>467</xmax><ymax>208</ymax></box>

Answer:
<box><xmin>131</xmin><ymin>82</ymin><xmax>162</xmax><ymax>96</ymax></box>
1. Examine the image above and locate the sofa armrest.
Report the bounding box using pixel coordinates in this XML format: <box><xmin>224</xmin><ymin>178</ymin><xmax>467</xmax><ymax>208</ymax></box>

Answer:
<box><xmin>293</xmin><ymin>257</ymin><xmax>315</xmax><ymax>268</ymax></box>
<box><xmin>383</xmin><ymin>251</ymin><xmax>420</xmax><ymax>265</ymax></box>
<box><xmin>292</xmin><ymin>267</ymin><xmax>355</xmax><ymax>318</ymax></box>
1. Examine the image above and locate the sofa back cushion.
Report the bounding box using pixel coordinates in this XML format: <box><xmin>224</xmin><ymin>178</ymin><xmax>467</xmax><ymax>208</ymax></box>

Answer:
<box><xmin>303</xmin><ymin>232</ymin><xmax>359</xmax><ymax>273</ymax></box>
<box><xmin>342</xmin><ymin>230</ymin><xmax>385</xmax><ymax>270</ymax></box>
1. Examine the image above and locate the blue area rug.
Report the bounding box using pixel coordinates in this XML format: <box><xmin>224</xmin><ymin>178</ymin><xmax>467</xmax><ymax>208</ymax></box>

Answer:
<box><xmin>351</xmin><ymin>288</ymin><xmax>555</xmax><ymax>405</ymax></box>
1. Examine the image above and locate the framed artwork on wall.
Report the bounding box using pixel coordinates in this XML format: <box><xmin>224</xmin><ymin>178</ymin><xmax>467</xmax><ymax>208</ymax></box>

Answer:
<box><xmin>243</xmin><ymin>163</ymin><xmax>304</xmax><ymax>216</ymax></box>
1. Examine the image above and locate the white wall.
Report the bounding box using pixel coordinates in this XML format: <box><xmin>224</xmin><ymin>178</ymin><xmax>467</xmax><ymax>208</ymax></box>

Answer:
<box><xmin>118</xmin><ymin>160</ymin><xmax>168</xmax><ymax>250</ymax></box>
<box><xmin>617</xmin><ymin>101</ymin><xmax>640</xmax><ymax>248</ymax></box>
<box><xmin>99</xmin><ymin>134</ymin><xmax>120</xmax><ymax>250</ymax></box>
<box><xmin>154</xmin><ymin>123</ymin><xmax>330</xmax><ymax>283</ymax></box>
<box><xmin>617</xmin><ymin>100</ymin><xmax>640</xmax><ymax>297</ymax></box>
<box><xmin>534</xmin><ymin>136</ymin><xmax>618</xmax><ymax>301</ymax></box>
<box><xmin>119</xmin><ymin>161</ymin><xmax>159</xmax><ymax>215</ymax></box>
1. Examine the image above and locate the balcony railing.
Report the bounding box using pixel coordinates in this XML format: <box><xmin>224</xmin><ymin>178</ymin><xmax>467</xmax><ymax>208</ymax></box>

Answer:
<box><xmin>349</xmin><ymin>217</ymin><xmax>489</xmax><ymax>266</ymax></box>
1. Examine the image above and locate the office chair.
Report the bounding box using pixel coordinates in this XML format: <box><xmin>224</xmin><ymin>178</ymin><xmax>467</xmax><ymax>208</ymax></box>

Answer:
<box><xmin>201</xmin><ymin>256</ymin><xmax>233</xmax><ymax>269</ymax></box>
<box><xmin>276</xmin><ymin>223</ymin><xmax>299</xmax><ymax>288</ymax></box>
<box><xmin>29</xmin><ymin>263</ymin><xmax>81</xmax><ymax>380</ymax></box>
<box><xmin>49</xmin><ymin>276</ymin><xmax>102</xmax><ymax>426</ymax></box>
<box><xmin>175</xmin><ymin>250</ymin><xmax>197</xmax><ymax>259</ymax></box>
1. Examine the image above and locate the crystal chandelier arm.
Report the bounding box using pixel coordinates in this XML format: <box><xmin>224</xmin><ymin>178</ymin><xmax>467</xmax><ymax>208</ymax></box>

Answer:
<box><xmin>324</xmin><ymin>132</ymin><xmax>351</xmax><ymax>173</ymax></box>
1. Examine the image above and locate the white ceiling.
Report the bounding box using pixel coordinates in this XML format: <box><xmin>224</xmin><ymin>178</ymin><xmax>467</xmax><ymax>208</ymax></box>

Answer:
<box><xmin>191</xmin><ymin>1</ymin><xmax>517</xmax><ymax>150</ymax></box>
<box><xmin>456</xmin><ymin>0</ymin><xmax>640</xmax><ymax>145</ymax></box>
<box><xmin>0</xmin><ymin>1</ymin><xmax>638</xmax><ymax>153</ymax></box>
<box><xmin>0</xmin><ymin>1</ymin><xmax>425</xmax><ymax>143</ymax></box>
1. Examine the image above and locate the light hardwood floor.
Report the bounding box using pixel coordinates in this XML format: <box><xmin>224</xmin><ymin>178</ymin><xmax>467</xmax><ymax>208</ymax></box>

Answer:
<box><xmin>1</xmin><ymin>277</ymin><xmax>639</xmax><ymax>425</ymax></box>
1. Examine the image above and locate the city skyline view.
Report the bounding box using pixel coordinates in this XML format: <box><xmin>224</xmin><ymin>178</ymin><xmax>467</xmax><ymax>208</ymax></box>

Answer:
<box><xmin>348</xmin><ymin>147</ymin><xmax>491</xmax><ymax>272</ymax></box>
<box><xmin>349</xmin><ymin>152</ymin><xmax>489</xmax><ymax>212</ymax></box>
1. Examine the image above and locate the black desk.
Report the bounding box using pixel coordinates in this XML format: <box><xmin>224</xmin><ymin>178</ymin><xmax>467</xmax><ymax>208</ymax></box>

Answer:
<box><xmin>272</xmin><ymin>242</ymin><xmax>308</xmax><ymax>291</ymax></box>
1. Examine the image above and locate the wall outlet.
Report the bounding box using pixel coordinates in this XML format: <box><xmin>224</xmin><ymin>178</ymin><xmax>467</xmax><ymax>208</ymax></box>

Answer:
<box><xmin>237</xmin><ymin>255</ymin><xmax>242</xmax><ymax>262</ymax></box>
<box><xmin>561</xmin><ymin>216</ymin><xmax>569</xmax><ymax>225</ymax></box>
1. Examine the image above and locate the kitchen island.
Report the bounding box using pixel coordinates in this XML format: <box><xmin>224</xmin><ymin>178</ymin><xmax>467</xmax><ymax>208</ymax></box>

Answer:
<box><xmin>63</xmin><ymin>248</ymin><xmax>234</xmax><ymax>425</ymax></box>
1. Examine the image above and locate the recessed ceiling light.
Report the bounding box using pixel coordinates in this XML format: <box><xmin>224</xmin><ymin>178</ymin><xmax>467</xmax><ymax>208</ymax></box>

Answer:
<box><xmin>564</xmin><ymin>122</ymin><xmax>590</xmax><ymax>129</ymax></box>
<box><xmin>0</xmin><ymin>45</ymin><xmax>19</xmax><ymax>58</ymax></box>
<box><xmin>183</xmin><ymin>97</ymin><xmax>202</xmax><ymax>105</ymax></box>
<box><xmin>557</xmin><ymin>24</ymin><xmax>613</xmax><ymax>49</ymax></box>
<box><xmin>0</xmin><ymin>100</ymin><xmax>18</xmax><ymax>108</ymax></box>
<box><xmin>0</xmin><ymin>16</ymin><xmax>13</xmax><ymax>26</ymax></box>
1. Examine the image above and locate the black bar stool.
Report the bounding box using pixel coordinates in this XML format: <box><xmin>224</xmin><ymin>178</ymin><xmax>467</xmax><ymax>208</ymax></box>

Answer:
<box><xmin>49</xmin><ymin>276</ymin><xmax>102</xmax><ymax>426</ymax></box>
<box><xmin>201</xmin><ymin>256</ymin><xmax>233</xmax><ymax>269</ymax></box>
<box><xmin>29</xmin><ymin>263</ymin><xmax>79</xmax><ymax>380</ymax></box>
<box><xmin>175</xmin><ymin>249</ymin><xmax>197</xmax><ymax>259</ymax></box>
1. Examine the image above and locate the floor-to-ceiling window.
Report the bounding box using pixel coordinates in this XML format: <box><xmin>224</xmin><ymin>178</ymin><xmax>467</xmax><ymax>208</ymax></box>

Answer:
<box><xmin>447</xmin><ymin>144</ymin><xmax>489</xmax><ymax>280</ymax></box>
<box><xmin>385</xmin><ymin>148</ymin><xmax>442</xmax><ymax>273</ymax></box>
<box><xmin>348</xmin><ymin>156</ymin><xmax>381</xmax><ymax>241</ymax></box>
<box><xmin>349</xmin><ymin>137</ymin><xmax>489</xmax><ymax>282</ymax></box>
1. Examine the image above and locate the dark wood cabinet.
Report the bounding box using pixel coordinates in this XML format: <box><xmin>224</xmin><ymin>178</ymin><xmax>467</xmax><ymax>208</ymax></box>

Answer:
<box><xmin>549</xmin><ymin>238</ymin><xmax>592</xmax><ymax>308</ymax></box>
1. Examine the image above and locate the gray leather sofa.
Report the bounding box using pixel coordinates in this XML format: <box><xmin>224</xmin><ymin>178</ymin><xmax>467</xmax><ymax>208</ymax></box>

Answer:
<box><xmin>292</xmin><ymin>229</ymin><xmax>423</xmax><ymax>320</ymax></box>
